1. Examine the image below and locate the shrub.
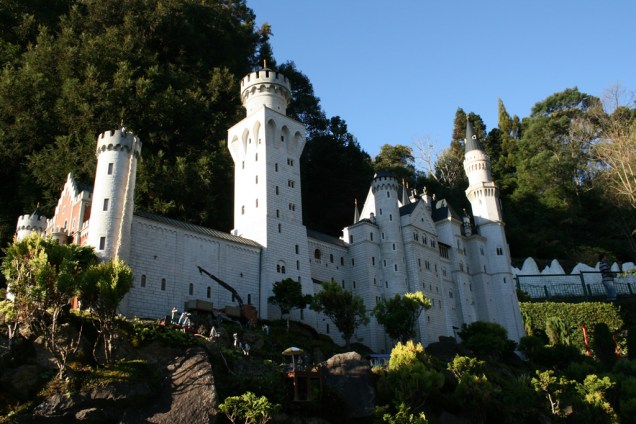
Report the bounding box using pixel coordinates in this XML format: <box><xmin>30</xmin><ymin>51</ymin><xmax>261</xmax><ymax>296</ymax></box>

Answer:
<box><xmin>218</xmin><ymin>391</ymin><xmax>280</xmax><ymax>424</ymax></box>
<box><xmin>457</xmin><ymin>322</ymin><xmax>516</xmax><ymax>360</ymax></box>
<box><xmin>593</xmin><ymin>323</ymin><xmax>617</xmax><ymax>368</ymax></box>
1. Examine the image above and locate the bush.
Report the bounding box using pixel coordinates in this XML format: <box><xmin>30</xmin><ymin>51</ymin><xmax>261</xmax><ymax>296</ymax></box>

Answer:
<box><xmin>457</xmin><ymin>322</ymin><xmax>516</xmax><ymax>360</ymax></box>
<box><xmin>219</xmin><ymin>391</ymin><xmax>280</xmax><ymax>424</ymax></box>
<box><xmin>593</xmin><ymin>323</ymin><xmax>617</xmax><ymax>368</ymax></box>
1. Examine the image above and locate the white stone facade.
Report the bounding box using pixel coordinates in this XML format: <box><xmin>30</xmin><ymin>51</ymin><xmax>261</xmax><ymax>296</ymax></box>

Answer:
<box><xmin>16</xmin><ymin>68</ymin><xmax>525</xmax><ymax>352</ymax></box>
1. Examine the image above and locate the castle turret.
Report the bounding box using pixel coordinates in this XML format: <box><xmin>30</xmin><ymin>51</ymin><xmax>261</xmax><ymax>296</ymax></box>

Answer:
<box><xmin>462</xmin><ymin>119</ymin><xmax>524</xmax><ymax>341</ymax></box>
<box><xmin>16</xmin><ymin>207</ymin><xmax>47</xmax><ymax>241</ymax></box>
<box><xmin>240</xmin><ymin>67</ymin><xmax>292</xmax><ymax>116</ymax></box>
<box><xmin>227</xmin><ymin>67</ymin><xmax>313</xmax><ymax>323</ymax></box>
<box><xmin>87</xmin><ymin>127</ymin><xmax>141</xmax><ymax>261</ymax></box>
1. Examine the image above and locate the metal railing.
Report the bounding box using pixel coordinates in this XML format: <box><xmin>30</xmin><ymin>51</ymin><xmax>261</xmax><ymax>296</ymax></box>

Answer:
<box><xmin>515</xmin><ymin>272</ymin><xmax>636</xmax><ymax>301</ymax></box>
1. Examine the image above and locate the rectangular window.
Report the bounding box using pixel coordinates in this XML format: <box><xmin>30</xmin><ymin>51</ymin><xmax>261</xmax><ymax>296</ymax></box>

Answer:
<box><xmin>141</xmin><ymin>274</ymin><xmax>146</xmax><ymax>288</ymax></box>
<box><xmin>103</xmin><ymin>198</ymin><xmax>109</xmax><ymax>211</ymax></box>
<box><xmin>99</xmin><ymin>236</ymin><xmax>106</xmax><ymax>250</ymax></box>
<box><xmin>107</xmin><ymin>163</ymin><xmax>114</xmax><ymax>175</ymax></box>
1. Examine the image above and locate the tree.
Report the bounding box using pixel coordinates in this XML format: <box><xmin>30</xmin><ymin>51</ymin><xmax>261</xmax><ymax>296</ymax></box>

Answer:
<box><xmin>79</xmin><ymin>258</ymin><xmax>133</xmax><ymax>365</ymax></box>
<box><xmin>311</xmin><ymin>281</ymin><xmax>368</xmax><ymax>348</ymax></box>
<box><xmin>1</xmin><ymin>233</ymin><xmax>97</xmax><ymax>377</ymax></box>
<box><xmin>373</xmin><ymin>291</ymin><xmax>431</xmax><ymax>343</ymax></box>
<box><xmin>373</xmin><ymin>144</ymin><xmax>417</xmax><ymax>184</ymax></box>
<box><xmin>267</xmin><ymin>278</ymin><xmax>311</xmax><ymax>332</ymax></box>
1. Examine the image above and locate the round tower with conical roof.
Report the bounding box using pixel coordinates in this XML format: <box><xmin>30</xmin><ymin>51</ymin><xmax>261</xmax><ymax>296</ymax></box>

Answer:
<box><xmin>87</xmin><ymin>127</ymin><xmax>142</xmax><ymax>261</ymax></box>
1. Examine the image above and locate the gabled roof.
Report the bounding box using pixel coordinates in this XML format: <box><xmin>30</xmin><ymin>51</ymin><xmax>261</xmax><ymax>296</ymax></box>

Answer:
<box><xmin>399</xmin><ymin>201</ymin><xmax>419</xmax><ymax>216</ymax></box>
<box><xmin>431</xmin><ymin>199</ymin><xmax>462</xmax><ymax>222</ymax></box>
<box><xmin>134</xmin><ymin>211</ymin><xmax>262</xmax><ymax>248</ymax></box>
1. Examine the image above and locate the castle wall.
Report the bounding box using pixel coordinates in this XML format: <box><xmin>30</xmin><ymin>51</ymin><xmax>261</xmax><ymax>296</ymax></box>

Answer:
<box><xmin>122</xmin><ymin>214</ymin><xmax>261</xmax><ymax>320</ymax></box>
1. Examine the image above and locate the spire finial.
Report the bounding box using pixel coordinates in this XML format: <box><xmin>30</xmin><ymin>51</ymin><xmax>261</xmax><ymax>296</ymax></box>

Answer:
<box><xmin>263</xmin><ymin>59</ymin><xmax>267</xmax><ymax>69</ymax></box>
<box><xmin>353</xmin><ymin>198</ymin><xmax>360</xmax><ymax>224</ymax></box>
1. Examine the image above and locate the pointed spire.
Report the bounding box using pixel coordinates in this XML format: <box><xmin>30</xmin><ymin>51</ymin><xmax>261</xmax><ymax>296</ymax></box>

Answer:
<box><xmin>402</xmin><ymin>180</ymin><xmax>410</xmax><ymax>205</ymax></box>
<box><xmin>465</xmin><ymin>118</ymin><xmax>485</xmax><ymax>153</ymax></box>
<box><xmin>353</xmin><ymin>199</ymin><xmax>360</xmax><ymax>224</ymax></box>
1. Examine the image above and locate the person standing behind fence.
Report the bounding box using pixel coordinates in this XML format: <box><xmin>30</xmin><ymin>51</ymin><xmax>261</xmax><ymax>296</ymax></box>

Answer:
<box><xmin>599</xmin><ymin>254</ymin><xmax>616</xmax><ymax>301</ymax></box>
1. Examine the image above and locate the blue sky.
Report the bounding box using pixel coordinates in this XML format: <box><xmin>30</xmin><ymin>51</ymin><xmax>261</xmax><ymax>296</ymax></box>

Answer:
<box><xmin>247</xmin><ymin>1</ymin><xmax>636</xmax><ymax>159</ymax></box>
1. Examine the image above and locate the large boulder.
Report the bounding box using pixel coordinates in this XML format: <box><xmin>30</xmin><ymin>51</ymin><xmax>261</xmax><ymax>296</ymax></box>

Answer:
<box><xmin>123</xmin><ymin>346</ymin><xmax>218</xmax><ymax>423</ymax></box>
<box><xmin>322</xmin><ymin>352</ymin><xmax>374</xmax><ymax>419</ymax></box>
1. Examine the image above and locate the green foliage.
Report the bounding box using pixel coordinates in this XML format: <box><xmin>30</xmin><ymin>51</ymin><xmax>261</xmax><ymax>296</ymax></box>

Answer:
<box><xmin>520</xmin><ymin>302</ymin><xmax>623</xmax><ymax>352</ymax></box>
<box><xmin>373</xmin><ymin>291</ymin><xmax>431</xmax><ymax>343</ymax></box>
<box><xmin>532</xmin><ymin>369</ymin><xmax>574</xmax><ymax>417</ymax></box>
<box><xmin>79</xmin><ymin>259</ymin><xmax>133</xmax><ymax>364</ymax></box>
<box><xmin>545</xmin><ymin>316</ymin><xmax>570</xmax><ymax>346</ymax></box>
<box><xmin>311</xmin><ymin>281</ymin><xmax>368</xmax><ymax>348</ymax></box>
<box><xmin>1</xmin><ymin>233</ymin><xmax>97</xmax><ymax>377</ymax></box>
<box><xmin>447</xmin><ymin>355</ymin><xmax>486</xmax><ymax>381</ymax></box>
<box><xmin>122</xmin><ymin>320</ymin><xmax>200</xmax><ymax>348</ymax></box>
<box><xmin>267</xmin><ymin>278</ymin><xmax>311</xmax><ymax>330</ymax></box>
<box><xmin>373</xmin><ymin>144</ymin><xmax>416</xmax><ymax>184</ymax></box>
<box><xmin>377</xmin><ymin>402</ymin><xmax>429</xmax><ymax>424</ymax></box>
<box><xmin>592</xmin><ymin>323</ymin><xmax>617</xmax><ymax>368</ymax></box>
<box><xmin>457</xmin><ymin>321</ymin><xmax>516</xmax><ymax>360</ymax></box>
<box><xmin>219</xmin><ymin>391</ymin><xmax>280</xmax><ymax>424</ymax></box>
<box><xmin>378</xmin><ymin>341</ymin><xmax>444</xmax><ymax>415</ymax></box>
<box><xmin>627</xmin><ymin>325</ymin><xmax>636</xmax><ymax>360</ymax></box>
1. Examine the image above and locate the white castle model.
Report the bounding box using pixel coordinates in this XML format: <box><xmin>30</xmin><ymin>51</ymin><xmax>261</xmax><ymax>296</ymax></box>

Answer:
<box><xmin>16</xmin><ymin>67</ymin><xmax>524</xmax><ymax>352</ymax></box>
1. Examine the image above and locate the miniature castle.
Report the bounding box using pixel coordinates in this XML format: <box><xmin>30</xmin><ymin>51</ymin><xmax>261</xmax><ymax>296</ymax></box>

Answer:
<box><xmin>16</xmin><ymin>67</ymin><xmax>524</xmax><ymax>352</ymax></box>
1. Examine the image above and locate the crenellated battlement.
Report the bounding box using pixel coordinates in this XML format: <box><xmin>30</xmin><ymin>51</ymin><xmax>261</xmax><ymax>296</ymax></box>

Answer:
<box><xmin>16</xmin><ymin>214</ymin><xmax>47</xmax><ymax>232</ymax></box>
<box><xmin>96</xmin><ymin>128</ymin><xmax>142</xmax><ymax>158</ymax></box>
<box><xmin>240</xmin><ymin>68</ymin><xmax>292</xmax><ymax>115</ymax></box>
<box><xmin>371</xmin><ymin>172</ymin><xmax>400</xmax><ymax>193</ymax></box>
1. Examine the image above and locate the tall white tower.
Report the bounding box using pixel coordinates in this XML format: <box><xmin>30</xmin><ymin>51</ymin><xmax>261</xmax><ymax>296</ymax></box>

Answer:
<box><xmin>463</xmin><ymin>120</ymin><xmax>524</xmax><ymax>341</ymax></box>
<box><xmin>87</xmin><ymin>128</ymin><xmax>142</xmax><ymax>262</ymax></box>
<box><xmin>227</xmin><ymin>67</ymin><xmax>314</xmax><ymax>320</ymax></box>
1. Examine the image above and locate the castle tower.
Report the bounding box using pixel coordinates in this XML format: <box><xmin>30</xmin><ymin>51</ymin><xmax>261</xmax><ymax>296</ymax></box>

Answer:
<box><xmin>87</xmin><ymin>127</ymin><xmax>142</xmax><ymax>262</ymax></box>
<box><xmin>369</xmin><ymin>173</ymin><xmax>410</xmax><ymax>297</ymax></box>
<box><xmin>463</xmin><ymin>120</ymin><xmax>524</xmax><ymax>341</ymax></box>
<box><xmin>16</xmin><ymin>207</ymin><xmax>47</xmax><ymax>241</ymax></box>
<box><xmin>227</xmin><ymin>67</ymin><xmax>314</xmax><ymax>320</ymax></box>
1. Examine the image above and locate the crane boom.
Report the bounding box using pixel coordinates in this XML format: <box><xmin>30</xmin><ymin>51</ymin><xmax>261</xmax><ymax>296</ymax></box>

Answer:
<box><xmin>197</xmin><ymin>266</ymin><xmax>244</xmax><ymax>306</ymax></box>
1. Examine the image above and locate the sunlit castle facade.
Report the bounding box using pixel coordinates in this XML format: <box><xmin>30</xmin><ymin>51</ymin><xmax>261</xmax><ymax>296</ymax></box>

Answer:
<box><xmin>15</xmin><ymin>67</ymin><xmax>524</xmax><ymax>352</ymax></box>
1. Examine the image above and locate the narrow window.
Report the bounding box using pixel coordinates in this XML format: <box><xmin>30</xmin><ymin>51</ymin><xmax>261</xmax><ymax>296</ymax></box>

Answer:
<box><xmin>372</xmin><ymin>257</ymin><xmax>375</xmax><ymax>266</ymax></box>
<box><xmin>296</xmin><ymin>260</ymin><xmax>299</xmax><ymax>270</ymax></box>
<box><xmin>351</xmin><ymin>258</ymin><xmax>355</xmax><ymax>266</ymax></box>
<box><xmin>275</xmin><ymin>163</ymin><xmax>278</xmax><ymax>172</ymax></box>
<box><xmin>242</xmin><ymin>161</ymin><xmax>245</xmax><ymax>169</ymax></box>
<box><xmin>248</xmin><ymin>294</ymin><xmax>252</xmax><ymax>304</ymax></box>
<box><xmin>103</xmin><ymin>198</ymin><xmax>109</xmax><ymax>211</ymax></box>
<box><xmin>394</xmin><ymin>264</ymin><xmax>398</xmax><ymax>271</ymax></box>
<box><xmin>300</xmin><ymin>309</ymin><xmax>304</xmax><ymax>320</ymax></box>
<box><xmin>241</xmin><ymin>205</ymin><xmax>245</xmax><ymax>215</ymax></box>
<box><xmin>340</xmin><ymin>257</ymin><xmax>344</xmax><ymax>266</ymax></box>
<box><xmin>255</xmin><ymin>175</ymin><xmax>258</xmax><ymax>184</ymax></box>
<box><xmin>349</xmin><ymin>235</ymin><xmax>353</xmax><ymax>243</ymax></box>
<box><xmin>326</xmin><ymin>324</ymin><xmax>330</xmax><ymax>334</ymax></box>
<box><xmin>385</xmin><ymin>281</ymin><xmax>389</xmax><ymax>288</ymax></box>
<box><xmin>141</xmin><ymin>274</ymin><xmax>146</xmax><ymax>288</ymax></box>
<box><xmin>161</xmin><ymin>278</ymin><xmax>166</xmax><ymax>291</ymax></box>
<box><xmin>255</xmin><ymin>198</ymin><xmax>259</xmax><ymax>208</ymax></box>
<box><xmin>353</xmin><ymin>281</ymin><xmax>356</xmax><ymax>288</ymax></box>
<box><xmin>387</xmin><ymin>191</ymin><xmax>390</xmax><ymax>198</ymax></box>
<box><xmin>330</xmin><ymin>254</ymin><xmax>334</xmax><ymax>263</ymax></box>
<box><xmin>207</xmin><ymin>286</ymin><xmax>211</xmax><ymax>298</ymax></box>
<box><xmin>99</xmin><ymin>236</ymin><xmax>106</xmax><ymax>250</ymax></box>
<box><xmin>189</xmin><ymin>283</ymin><xmax>193</xmax><ymax>295</ymax></box>
<box><xmin>276</xmin><ymin>209</ymin><xmax>280</xmax><ymax>218</ymax></box>
<box><xmin>275</xmin><ymin>186</ymin><xmax>279</xmax><ymax>195</ymax></box>
<box><xmin>278</xmin><ymin>223</ymin><xmax>281</xmax><ymax>233</ymax></box>
<box><xmin>295</xmin><ymin>244</ymin><xmax>299</xmax><ymax>254</ymax></box>
<box><xmin>314</xmin><ymin>249</ymin><xmax>321</xmax><ymax>260</ymax></box>
<box><xmin>389</xmin><ymin>214</ymin><xmax>393</xmax><ymax>221</ymax></box>
<box><xmin>255</xmin><ymin>153</ymin><xmax>258</xmax><ymax>161</ymax></box>
<box><xmin>107</xmin><ymin>163</ymin><xmax>114</xmax><ymax>175</ymax></box>
<box><xmin>370</xmin><ymin>233</ymin><xmax>373</xmax><ymax>241</ymax></box>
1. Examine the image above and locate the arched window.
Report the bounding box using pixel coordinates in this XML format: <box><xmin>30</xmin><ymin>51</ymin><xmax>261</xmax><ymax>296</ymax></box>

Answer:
<box><xmin>314</xmin><ymin>249</ymin><xmax>321</xmax><ymax>260</ymax></box>
<box><xmin>140</xmin><ymin>274</ymin><xmax>146</xmax><ymax>288</ymax></box>
<box><xmin>207</xmin><ymin>286</ymin><xmax>211</xmax><ymax>298</ymax></box>
<box><xmin>161</xmin><ymin>278</ymin><xmax>166</xmax><ymax>291</ymax></box>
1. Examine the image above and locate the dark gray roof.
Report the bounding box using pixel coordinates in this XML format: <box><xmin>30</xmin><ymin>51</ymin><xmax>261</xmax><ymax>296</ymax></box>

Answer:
<box><xmin>307</xmin><ymin>229</ymin><xmax>348</xmax><ymax>247</ymax></box>
<box><xmin>134</xmin><ymin>211</ymin><xmax>262</xmax><ymax>248</ymax></box>
<box><xmin>431</xmin><ymin>200</ymin><xmax>462</xmax><ymax>222</ymax></box>
<box><xmin>465</xmin><ymin>120</ymin><xmax>485</xmax><ymax>153</ymax></box>
<box><xmin>399</xmin><ymin>200</ymin><xmax>419</xmax><ymax>216</ymax></box>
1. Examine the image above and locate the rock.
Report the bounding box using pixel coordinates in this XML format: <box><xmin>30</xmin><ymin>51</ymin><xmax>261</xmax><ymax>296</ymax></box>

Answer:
<box><xmin>322</xmin><ymin>352</ymin><xmax>375</xmax><ymax>419</ymax></box>
<box><xmin>75</xmin><ymin>407</ymin><xmax>120</xmax><ymax>423</ymax></box>
<box><xmin>32</xmin><ymin>393</ymin><xmax>79</xmax><ymax>419</ymax></box>
<box><xmin>123</xmin><ymin>346</ymin><xmax>218</xmax><ymax>423</ymax></box>
<box><xmin>0</xmin><ymin>364</ymin><xmax>39</xmax><ymax>400</ymax></box>
<box><xmin>87</xmin><ymin>381</ymin><xmax>153</xmax><ymax>406</ymax></box>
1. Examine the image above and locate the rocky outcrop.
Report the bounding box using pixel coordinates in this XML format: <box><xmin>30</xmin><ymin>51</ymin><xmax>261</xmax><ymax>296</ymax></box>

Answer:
<box><xmin>22</xmin><ymin>346</ymin><xmax>217</xmax><ymax>423</ymax></box>
<box><xmin>322</xmin><ymin>352</ymin><xmax>375</xmax><ymax>419</ymax></box>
